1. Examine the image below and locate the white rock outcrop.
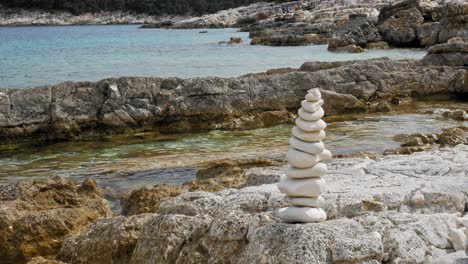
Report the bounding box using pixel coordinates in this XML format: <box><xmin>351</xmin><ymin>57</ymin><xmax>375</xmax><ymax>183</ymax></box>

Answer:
<box><xmin>277</xmin><ymin>88</ymin><xmax>331</xmax><ymax>223</ymax></box>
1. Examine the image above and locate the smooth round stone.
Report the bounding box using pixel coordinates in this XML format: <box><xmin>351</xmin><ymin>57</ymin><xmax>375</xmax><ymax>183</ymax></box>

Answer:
<box><xmin>278</xmin><ymin>175</ymin><xmax>326</xmax><ymax>197</ymax></box>
<box><xmin>298</xmin><ymin>107</ymin><xmax>324</xmax><ymax>121</ymax></box>
<box><xmin>289</xmin><ymin>137</ymin><xmax>324</xmax><ymax>155</ymax></box>
<box><xmin>292</xmin><ymin>127</ymin><xmax>326</xmax><ymax>142</ymax></box>
<box><xmin>285</xmin><ymin>162</ymin><xmax>327</xmax><ymax>178</ymax></box>
<box><xmin>288</xmin><ymin>196</ymin><xmax>325</xmax><ymax>207</ymax></box>
<box><xmin>306</xmin><ymin>88</ymin><xmax>322</xmax><ymax>102</ymax></box>
<box><xmin>277</xmin><ymin>207</ymin><xmax>327</xmax><ymax>223</ymax></box>
<box><xmin>295</xmin><ymin>118</ymin><xmax>327</xmax><ymax>132</ymax></box>
<box><xmin>301</xmin><ymin>99</ymin><xmax>324</xmax><ymax>113</ymax></box>
<box><xmin>319</xmin><ymin>149</ymin><xmax>332</xmax><ymax>161</ymax></box>
<box><xmin>285</xmin><ymin>149</ymin><xmax>319</xmax><ymax>169</ymax></box>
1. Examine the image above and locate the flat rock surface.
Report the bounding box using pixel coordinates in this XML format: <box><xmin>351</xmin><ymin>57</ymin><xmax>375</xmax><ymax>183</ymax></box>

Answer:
<box><xmin>246</xmin><ymin>144</ymin><xmax>468</xmax><ymax>217</ymax></box>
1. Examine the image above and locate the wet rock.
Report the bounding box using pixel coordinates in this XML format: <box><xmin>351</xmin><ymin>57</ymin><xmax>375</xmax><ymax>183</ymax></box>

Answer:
<box><xmin>58</xmin><ymin>214</ymin><xmax>152</xmax><ymax>264</ymax></box>
<box><xmin>367</xmin><ymin>41</ymin><xmax>390</xmax><ymax>49</ymax></box>
<box><xmin>328</xmin><ymin>40</ymin><xmax>365</xmax><ymax>53</ymax></box>
<box><xmin>227</xmin><ymin>37</ymin><xmax>242</xmax><ymax>44</ymax></box>
<box><xmin>427</xmin><ymin>108</ymin><xmax>468</xmax><ymax>121</ymax></box>
<box><xmin>383</xmin><ymin>145</ymin><xmax>433</xmax><ymax>155</ymax></box>
<box><xmin>120</xmin><ymin>185</ymin><xmax>184</xmax><ymax>216</ymax></box>
<box><xmin>0</xmin><ymin>177</ymin><xmax>112</xmax><ymax>263</ymax></box>
<box><xmin>438</xmin><ymin>127</ymin><xmax>468</xmax><ymax>146</ymax></box>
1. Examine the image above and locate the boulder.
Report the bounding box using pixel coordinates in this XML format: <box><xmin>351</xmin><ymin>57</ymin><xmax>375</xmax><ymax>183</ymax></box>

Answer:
<box><xmin>0</xmin><ymin>177</ymin><xmax>112</xmax><ymax>263</ymax></box>
<box><xmin>378</xmin><ymin>6</ymin><xmax>424</xmax><ymax>46</ymax></box>
<box><xmin>58</xmin><ymin>214</ymin><xmax>153</xmax><ymax>264</ymax></box>
<box><xmin>428</xmin><ymin>2</ymin><xmax>468</xmax><ymax>46</ymax></box>
<box><xmin>120</xmin><ymin>185</ymin><xmax>184</xmax><ymax>216</ymax></box>
<box><xmin>422</xmin><ymin>37</ymin><xmax>468</xmax><ymax>66</ymax></box>
<box><xmin>367</xmin><ymin>41</ymin><xmax>389</xmax><ymax>49</ymax></box>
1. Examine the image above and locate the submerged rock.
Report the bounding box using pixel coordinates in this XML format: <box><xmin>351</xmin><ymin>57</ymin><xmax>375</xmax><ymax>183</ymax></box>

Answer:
<box><xmin>120</xmin><ymin>157</ymin><xmax>281</xmax><ymax>216</ymax></box>
<box><xmin>0</xmin><ymin>177</ymin><xmax>112</xmax><ymax>263</ymax></box>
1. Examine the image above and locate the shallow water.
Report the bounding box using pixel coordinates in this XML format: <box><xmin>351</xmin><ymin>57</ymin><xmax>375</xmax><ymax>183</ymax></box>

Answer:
<box><xmin>0</xmin><ymin>25</ymin><xmax>427</xmax><ymax>88</ymax></box>
<box><xmin>0</xmin><ymin>100</ymin><xmax>467</xmax><ymax>198</ymax></box>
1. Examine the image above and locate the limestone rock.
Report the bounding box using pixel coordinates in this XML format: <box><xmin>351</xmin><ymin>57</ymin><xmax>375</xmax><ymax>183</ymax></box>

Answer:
<box><xmin>288</xmin><ymin>196</ymin><xmax>325</xmax><ymax>207</ymax></box>
<box><xmin>285</xmin><ymin>149</ymin><xmax>319</xmax><ymax>168</ymax></box>
<box><xmin>289</xmin><ymin>137</ymin><xmax>324</xmax><ymax>154</ymax></box>
<box><xmin>295</xmin><ymin>118</ymin><xmax>327</xmax><ymax>132</ymax></box>
<box><xmin>378</xmin><ymin>6</ymin><xmax>424</xmax><ymax>46</ymax></box>
<box><xmin>422</xmin><ymin>37</ymin><xmax>468</xmax><ymax>66</ymax></box>
<box><xmin>292</xmin><ymin>126</ymin><xmax>326</xmax><ymax>142</ymax></box>
<box><xmin>1</xmin><ymin>58</ymin><xmax>465</xmax><ymax>144</ymax></box>
<box><xmin>298</xmin><ymin>107</ymin><xmax>324</xmax><ymax>121</ymax></box>
<box><xmin>120</xmin><ymin>185</ymin><xmax>183</xmax><ymax>216</ymax></box>
<box><xmin>277</xmin><ymin>207</ymin><xmax>327</xmax><ymax>223</ymax></box>
<box><xmin>285</xmin><ymin>163</ymin><xmax>327</xmax><ymax>178</ymax></box>
<box><xmin>0</xmin><ymin>177</ymin><xmax>112</xmax><ymax>263</ymax></box>
<box><xmin>58</xmin><ymin>214</ymin><xmax>153</xmax><ymax>264</ymax></box>
<box><xmin>278</xmin><ymin>175</ymin><xmax>326</xmax><ymax>198</ymax></box>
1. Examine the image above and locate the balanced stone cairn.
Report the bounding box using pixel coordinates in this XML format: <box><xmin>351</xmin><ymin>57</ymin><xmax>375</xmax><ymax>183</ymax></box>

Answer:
<box><xmin>277</xmin><ymin>88</ymin><xmax>332</xmax><ymax>223</ymax></box>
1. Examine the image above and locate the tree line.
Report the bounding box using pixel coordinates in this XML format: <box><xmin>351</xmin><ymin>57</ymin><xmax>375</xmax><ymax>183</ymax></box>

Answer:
<box><xmin>0</xmin><ymin>0</ymin><xmax>291</xmax><ymax>15</ymax></box>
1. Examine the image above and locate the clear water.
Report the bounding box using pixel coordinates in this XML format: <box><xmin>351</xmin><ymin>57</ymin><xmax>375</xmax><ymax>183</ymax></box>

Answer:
<box><xmin>1</xmin><ymin>100</ymin><xmax>466</xmax><ymax>198</ymax></box>
<box><xmin>0</xmin><ymin>25</ymin><xmax>427</xmax><ymax>88</ymax></box>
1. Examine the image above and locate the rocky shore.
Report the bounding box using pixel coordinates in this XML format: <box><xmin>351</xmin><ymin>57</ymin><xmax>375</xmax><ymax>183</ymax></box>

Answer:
<box><xmin>0</xmin><ymin>5</ymin><xmax>173</xmax><ymax>26</ymax></box>
<box><xmin>1</xmin><ymin>55</ymin><xmax>466</xmax><ymax>144</ymax></box>
<box><xmin>2</xmin><ymin>144</ymin><xmax>468</xmax><ymax>263</ymax></box>
<box><xmin>246</xmin><ymin>0</ymin><xmax>467</xmax><ymax>49</ymax></box>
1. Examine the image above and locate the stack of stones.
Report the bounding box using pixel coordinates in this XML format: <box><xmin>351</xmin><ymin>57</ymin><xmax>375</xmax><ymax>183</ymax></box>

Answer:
<box><xmin>277</xmin><ymin>88</ymin><xmax>332</xmax><ymax>223</ymax></box>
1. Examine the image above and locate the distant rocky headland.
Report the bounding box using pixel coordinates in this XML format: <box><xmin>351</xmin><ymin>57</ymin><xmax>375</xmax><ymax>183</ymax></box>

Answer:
<box><xmin>0</xmin><ymin>5</ymin><xmax>172</xmax><ymax>26</ymax></box>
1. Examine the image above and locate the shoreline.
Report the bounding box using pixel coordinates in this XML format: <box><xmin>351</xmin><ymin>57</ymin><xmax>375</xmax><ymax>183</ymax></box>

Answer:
<box><xmin>0</xmin><ymin>57</ymin><xmax>465</xmax><ymax>145</ymax></box>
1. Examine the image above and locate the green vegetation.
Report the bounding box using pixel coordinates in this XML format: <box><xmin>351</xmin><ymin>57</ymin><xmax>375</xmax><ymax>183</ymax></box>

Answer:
<box><xmin>0</xmin><ymin>0</ymin><xmax>291</xmax><ymax>15</ymax></box>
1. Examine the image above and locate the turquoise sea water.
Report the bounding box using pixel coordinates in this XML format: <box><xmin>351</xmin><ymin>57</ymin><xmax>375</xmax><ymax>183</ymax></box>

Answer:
<box><xmin>0</xmin><ymin>25</ymin><xmax>427</xmax><ymax>88</ymax></box>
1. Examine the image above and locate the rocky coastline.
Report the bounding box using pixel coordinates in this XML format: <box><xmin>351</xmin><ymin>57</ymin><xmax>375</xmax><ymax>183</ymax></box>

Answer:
<box><xmin>0</xmin><ymin>5</ymin><xmax>179</xmax><ymax>26</ymax></box>
<box><xmin>1</xmin><ymin>54</ymin><xmax>466</xmax><ymax>145</ymax></box>
<box><xmin>2</xmin><ymin>143</ymin><xmax>468</xmax><ymax>263</ymax></box>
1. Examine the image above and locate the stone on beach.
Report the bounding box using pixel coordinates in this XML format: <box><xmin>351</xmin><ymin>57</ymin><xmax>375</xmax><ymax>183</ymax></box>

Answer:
<box><xmin>319</xmin><ymin>149</ymin><xmax>333</xmax><ymax>161</ymax></box>
<box><xmin>278</xmin><ymin>174</ymin><xmax>326</xmax><ymax>198</ymax></box>
<box><xmin>301</xmin><ymin>99</ymin><xmax>324</xmax><ymax>113</ymax></box>
<box><xmin>285</xmin><ymin>149</ymin><xmax>320</xmax><ymax>168</ymax></box>
<box><xmin>292</xmin><ymin>127</ymin><xmax>326</xmax><ymax>142</ymax></box>
<box><xmin>287</xmin><ymin>196</ymin><xmax>325</xmax><ymax>207</ymax></box>
<box><xmin>305</xmin><ymin>88</ymin><xmax>322</xmax><ymax>101</ymax></box>
<box><xmin>298</xmin><ymin>107</ymin><xmax>325</xmax><ymax>121</ymax></box>
<box><xmin>289</xmin><ymin>137</ymin><xmax>324</xmax><ymax>155</ymax></box>
<box><xmin>295</xmin><ymin>118</ymin><xmax>327</xmax><ymax>132</ymax></box>
<box><xmin>277</xmin><ymin>207</ymin><xmax>327</xmax><ymax>223</ymax></box>
<box><xmin>286</xmin><ymin>163</ymin><xmax>327</xmax><ymax>178</ymax></box>
<box><xmin>278</xmin><ymin>88</ymin><xmax>329</xmax><ymax>223</ymax></box>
